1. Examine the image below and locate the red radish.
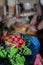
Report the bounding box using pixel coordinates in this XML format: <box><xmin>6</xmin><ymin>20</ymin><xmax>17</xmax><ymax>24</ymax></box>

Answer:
<box><xmin>6</xmin><ymin>44</ymin><xmax>11</xmax><ymax>47</ymax></box>
<box><xmin>15</xmin><ymin>43</ymin><xmax>21</xmax><ymax>48</ymax></box>
<box><xmin>9</xmin><ymin>38</ymin><xmax>13</xmax><ymax>42</ymax></box>
<box><xmin>12</xmin><ymin>35</ymin><xmax>15</xmax><ymax>39</ymax></box>
<box><xmin>13</xmin><ymin>41</ymin><xmax>17</xmax><ymax>44</ymax></box>
<box><xmin>19</xmin><ymin>39</ymin><xmax>23</xmax><ymax>44</ymax></box>
<box><xmin>23</xmin><ymin>39</ymin><xmax>26</xmax><ymax>44</ymax></box>
<box><xmin>2</xmin><ymin>36</ymin><xmax>8</xmax><ymax>41</ymax></box>
<box><xmin>14</xmin><ymin>37</ymin><xmax>19</xmax><ymax>42</ymax></box>
<box><xmin>19</xmin><ymin>39</ymin><xmax>25</xmax><ymax>44</ymax></box>
<box><xmin>17</xmin><ymin>34</ymin><xmax>21</xmax><ymax>39</ymax></box>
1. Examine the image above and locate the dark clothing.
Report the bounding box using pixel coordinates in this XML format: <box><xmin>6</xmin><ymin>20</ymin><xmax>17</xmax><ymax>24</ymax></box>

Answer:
<box><xmin>37</xmin><ymin>0</ymin><xmax>43</xmax><ymax>57</ymax></box>
<box><xmin>40</xmin><ymin>4</ymin><xmax>43</xmax><ymax>17</ymax></box>
<box><xmin>37</xmin><ymin>29</ymin><xmax>43</xmax><ymax>58</ymax></box>
<box><xmin>39</xmin><ymin>0</ymin><xmax>43</xmax><ymax>17</ymax></box>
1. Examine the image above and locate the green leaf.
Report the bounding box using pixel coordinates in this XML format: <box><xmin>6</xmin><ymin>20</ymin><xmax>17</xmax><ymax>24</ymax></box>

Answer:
<box><xmin>16</xmin><ymin>63</ymin><xmax>24</xmax><ymax>65</ymax></box>
<box><xmin>5</xmin><ymin>47</ymin><xmax>10</xmax><ymax>53</ymax></box>
<box><xmin>0</xmin><ymin>46</ymin><xmax>3</xmax><ymax>50</ymax></box>
<box><xmin>16</xmin><ymin>54</ymin><xmax>25</xmax><ymax>64</ymax></box>
<box><xmin>2</xmin><ymin>50</ymin><xmax>7</xmax><ymax>57</ymax></box>
<box><xmin>21</xmin><ymin>44</ymin><xmax>26</xmax><ymax>48</ymax></box>
<box><xmin>10</xmin><ymin>59</ymin><xmax>16</xmax><ymax>65</ymax></box>
<box><xmin>24</xmin><ymin>48</ymin><xmax>32</xmax><ymax>55</ymax></box>
<box><xmin>10</xmin><ymin>47</ymin><xmax>18</xmax><ymax>58</ymax></box>
<box><xmin>5</xmin><ymin>41</ymin><xmax>12</xmax><ymax>44</ymax></box>
<box><xmin>0</xmin><ymin>51</ymin><xmax>5</xmax><ymax>58</ymax></box>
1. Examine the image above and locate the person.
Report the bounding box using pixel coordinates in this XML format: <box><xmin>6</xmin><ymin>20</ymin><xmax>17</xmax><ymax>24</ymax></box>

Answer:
<box><xmin>27</xmin><ymin>0</ymin><xmax>43</xmax><ymax>64</ymax></box>
<box><xmin>28</xmin><ymin>0</ymin><xmax>43</xmax><ymax>65</ymax></box>
<box><xmin>29</xmin><ymin>0</ymin><xmax>43</xmax><ymax>31</ymax></box>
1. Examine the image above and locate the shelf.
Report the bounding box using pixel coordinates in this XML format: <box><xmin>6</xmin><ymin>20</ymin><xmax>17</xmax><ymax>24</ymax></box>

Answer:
<box><xmin>20</xmin><ymin>12</ymin><xmax>36</xmax><ymax>17</ymax></box>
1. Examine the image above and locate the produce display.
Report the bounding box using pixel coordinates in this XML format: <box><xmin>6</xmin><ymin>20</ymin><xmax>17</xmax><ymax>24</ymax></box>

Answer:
<box><xmin>0</xmin><ymin>33</ymin><xmax>32</xmax><ymax>65</ymax></box>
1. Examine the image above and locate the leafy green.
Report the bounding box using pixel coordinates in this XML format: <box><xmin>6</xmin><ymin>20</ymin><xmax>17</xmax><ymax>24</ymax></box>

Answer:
<box><xmin>9</xmin><ymin>47</ymin><xmax>18</xmax><ymax>58</ymax></box>
<box><xmin>5</xmin><ymin>47</ymin><xmax>10</xmax><ymax>53</ymax></box>
<box><xmin>22</xmin><ymin>44</ymin><xmax>32</xmax><ymax>55</ymax></box>
<box><xmin>0</xmin><ymin>51</ymin><xmax>5</xmax><ymax>58</ymax></box>
<box><xmin>10</xmin><ymin>59</ymin><xmax>16</xmax><ymax>65</ymax></box>
<box><xmin>24</xmin><ymin>48</ymin><xmax>32</xmax><ymax>55</ymax></box>
<box><xmin>0</xmin><ymin>34</ymin><xmax>32</xmax><ymax>65</ymax></box>
<box><xmin>16</xmin><ymin>54</ymin><xmax>25</xmax><ymax>64</ymax></box>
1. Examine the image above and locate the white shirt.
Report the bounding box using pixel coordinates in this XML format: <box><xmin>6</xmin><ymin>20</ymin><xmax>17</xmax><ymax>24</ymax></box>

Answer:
<box><xmin>40</xmin><ymin>0</ymin><xmax>43</xmax><ymax>5</ymax></box>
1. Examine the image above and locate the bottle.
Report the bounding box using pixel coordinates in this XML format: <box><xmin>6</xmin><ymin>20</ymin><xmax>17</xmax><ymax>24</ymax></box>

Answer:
<box><xmin>4</xmin><ymin>6</ymin><xmax>7</xmax><ymax>16</ymax></box>
<box><xmin>16</xmin><ymin>0</ymin><xmax>20</xmax><ymax>18</ymax></box>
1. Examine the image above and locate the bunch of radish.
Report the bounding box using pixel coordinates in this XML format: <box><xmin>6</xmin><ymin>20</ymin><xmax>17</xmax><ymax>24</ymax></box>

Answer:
<box><xmin>5</xmin><ymin>34</ymin><xmax>26</xmax><ymax>48</ymax></box>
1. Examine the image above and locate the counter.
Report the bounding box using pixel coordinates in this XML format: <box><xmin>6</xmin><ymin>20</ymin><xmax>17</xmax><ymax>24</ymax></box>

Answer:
<box><xmin>12</xmin><ymin>23</ymin><xmax>35</xmax><ymax>35</ymax></box>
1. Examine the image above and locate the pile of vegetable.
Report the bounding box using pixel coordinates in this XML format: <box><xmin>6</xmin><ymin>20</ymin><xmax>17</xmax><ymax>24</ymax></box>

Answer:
<box><xmin>0</xmin><ymin>33</ymin><xmax>32</xmax><ymax>65</ymax></box>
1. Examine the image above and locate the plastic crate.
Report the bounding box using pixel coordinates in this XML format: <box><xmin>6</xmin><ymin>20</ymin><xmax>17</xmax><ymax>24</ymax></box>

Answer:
<box><xmin>21</xmin><ymin>34</ymin><xmax>40</xmax><ymax>55</ymax></box>
<box><xmin>21</xmin><ymin>34</ymin><xmax>40</xmax><ymax>64</ymax></box>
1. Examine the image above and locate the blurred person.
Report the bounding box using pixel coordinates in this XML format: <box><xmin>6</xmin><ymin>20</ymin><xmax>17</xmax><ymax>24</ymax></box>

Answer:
<box><xmin>29</xmin><ymin>0</ymin><xmax>43</xmax><ymax>31</ymax></box>
<box><xmin>29</xmin><ymin>0</ymin><xmax>43</xmax><ymax>65</ymax></box>
<box><xmin>27</xmin><ymin>0</ymin><xmax>43</xmax><ymax>64</ymax></box>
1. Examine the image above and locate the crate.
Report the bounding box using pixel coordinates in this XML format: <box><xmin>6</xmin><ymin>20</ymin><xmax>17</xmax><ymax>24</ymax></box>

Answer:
<box><xmin>21</xmin><ymin>34</ymin><xmax>40</xmax><ymax>64</ymax></box>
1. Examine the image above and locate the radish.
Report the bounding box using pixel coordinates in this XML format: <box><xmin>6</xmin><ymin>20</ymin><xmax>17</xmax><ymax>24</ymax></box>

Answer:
<box><xmin>23</xmin><ymin>39</ymin><xmax>26</xmax><ymax>44</ymax></box>
<box><xmin>13</xmin><ymin>41</ymin><xmax>17</xmax><ymax>44</ymax></box>
<box><xmin>2</xmin><ymin>36</ymin><xmax>8</xmax><ymax>41</ymax></box>
<box><xmin>15</xmin><ymin>43</ymin><xmax>21</xmax><ymax>48</ymax></box>
<box><xmin>12</xmin><ymin>35</ymin><xmax>16</xmax><ymax>39</ymax></box>
<box><xmin>6</xmin><ymin>44</ymin><xmax>11</xmax><ymax>47</ymax></box>
<box><xmin>19</xmin><ymin>39</ymin><xmax>26</xmax><ymax>44</ymax></box>
<box><xmin>17</xmin><ymin>34</ymin><xmax>21</xmax><ymax>39</ymax></box>
<box><xmin>14</xmin><ymin>37</ymin><xmax>19</xmax><ymax>42</ymax></box>
<box><xmin>19</xmin><ymin>39</ymin><xmax>23</xmax><ymax>45</ymax></box>
<box><xmin>9</xmin><ymin>38</ymin><xmax>13</xmax><ymax>42</ymax></box>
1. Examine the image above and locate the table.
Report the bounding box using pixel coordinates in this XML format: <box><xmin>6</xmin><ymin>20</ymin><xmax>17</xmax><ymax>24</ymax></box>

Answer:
<box><xmin>12</xmin><ymin>24</ymin><xmax>35</xmax><ymax>35</ymax></box>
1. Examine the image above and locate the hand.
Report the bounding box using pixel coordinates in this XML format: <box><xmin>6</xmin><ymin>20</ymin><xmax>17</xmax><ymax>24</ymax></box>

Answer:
<box><xmin>38</xmin><ymin>20</ymin><xmax>43</xmax><ymax>30</ymax></box>
<box><xmin>28</xmin><ymin>25</ymin><xmax>37</xmax><ymax>32</ymax></box>
<box><xmin>30</xmin><ymin>14</ymin><xmax>38</xmax><ymax>25</ymax></box>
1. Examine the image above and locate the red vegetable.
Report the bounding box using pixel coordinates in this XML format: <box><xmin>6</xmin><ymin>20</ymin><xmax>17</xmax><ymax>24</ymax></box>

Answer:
<box><xmin>6</xmin><ymin>44</ymin><xmax>11</xmax><ymax>47</ymax></box>
<box><xmin>15</xmin><ymin>43</ymin><xmax>21</xmax><ymax>48</ymax></box>
<box><xmin>2</xmin><ymin>36</ymin><xmax>8</xmax><ymax>41</ymax></box>
<box><xmin>23</xmin><ymin>39</ymin><xmax>26</xmax><ymax>44</ymax></box>
<box><xmin>17</xmin><ymin>34</ymin><xmax>21</xmax><ymax>39</ymax></box>
<box><xmin>13</xmin><ymin>41</ymin><xmax>17</xmax><ymax>44</ymax></box>
<box><xmin>14</xmin><ymin>37</ymin><xmax>19</xmax><ymax>42</ymax></box>
<box><xmin>12</xmin><ymin>35</ymin><xmax>16</xmax><ymax>39</ymax></box>
<box><xmin>19</xmin><ymin>39</ymin><xmax>26</xmax><ymax>44</ymax></box>
<box><xmin>9</xmin><ymin>38</ymin><xmax>13</xmax><ymax>42</ymax></box>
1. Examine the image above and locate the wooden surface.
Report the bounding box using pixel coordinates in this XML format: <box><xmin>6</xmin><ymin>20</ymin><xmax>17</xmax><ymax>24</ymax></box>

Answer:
<box><xmin>12</xmin><ymin>24</ymin><xmax>35</xmax><ymax>35</ymax></box>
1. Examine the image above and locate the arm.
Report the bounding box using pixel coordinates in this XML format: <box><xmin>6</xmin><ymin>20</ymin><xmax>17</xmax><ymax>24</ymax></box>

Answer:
<box><xmin>30</xmin><ymin>4</ymin><xmax>41</xmax><ymax>25</ymax></box>
<box><xmin>37</xmin><ymin>20</ymin><xmax>43</xmax><ymax>30</ymax></box>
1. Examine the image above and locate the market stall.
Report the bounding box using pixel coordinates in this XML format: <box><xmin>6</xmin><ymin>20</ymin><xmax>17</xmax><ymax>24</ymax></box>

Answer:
<box><xmin>0</xmin><ymin>0</ymin><xmax>43</xmax><ymax>65</ymax></box>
